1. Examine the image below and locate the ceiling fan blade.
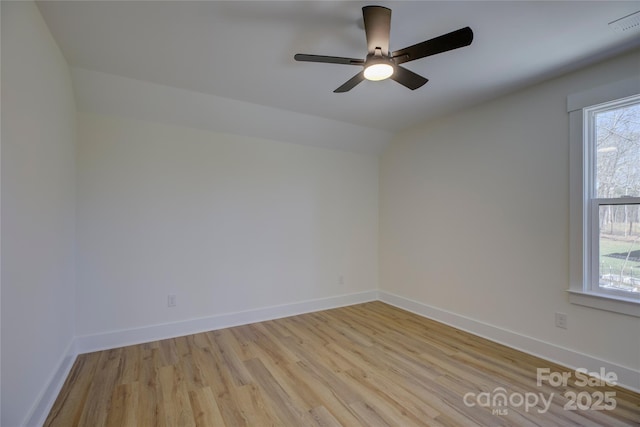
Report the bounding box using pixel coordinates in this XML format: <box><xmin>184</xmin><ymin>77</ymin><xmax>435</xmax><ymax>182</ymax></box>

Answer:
<box><xmin>392</xmin><ymin>27</ymin><xmax>473</xmax><ymax>65</ymax></box>
<box><xmin>334</xmin><ymin>71</ymin><xmax>366</xmax><ymax>93</ymax></box>
<box><xmin>362</xmin><ymin>6</ymin><xmax>391</xmax><ymax>55</ymax></box>
<box><xmin>294</xmin><ymin>54</ymin><xmax>365</xmax><ymax>66</ymax></box>
<box><xmin>390</xmin><ymin>65</ymin><xmax>429</xmax><ymax>90</ymax></box>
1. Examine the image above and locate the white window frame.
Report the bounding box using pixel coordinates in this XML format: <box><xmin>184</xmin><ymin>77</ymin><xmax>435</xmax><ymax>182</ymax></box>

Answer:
<box><xmin>568</xmin><ymin>77</ymin><xmax>640</xmax><ymax>317</ymax></box>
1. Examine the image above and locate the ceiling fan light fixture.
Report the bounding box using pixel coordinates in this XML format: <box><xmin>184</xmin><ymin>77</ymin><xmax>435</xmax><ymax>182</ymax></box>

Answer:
<box><xmin>364</xmin><ymin>62</ymin><xmax>394</xmax><ymax>81</ymax></box>
<box><xmin>294</xmin><ymin>5</ymin><xmax>473</xmax><ymax>92</ymax></box>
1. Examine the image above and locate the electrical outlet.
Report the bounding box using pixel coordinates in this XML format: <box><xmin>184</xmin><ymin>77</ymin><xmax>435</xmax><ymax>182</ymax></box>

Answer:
<box><xmin>555</xmin><ymin>312</ymin><xmax>567</xmax><ymax>329</ymax></box>
<box><xmin>168</xmin><ymin>294</ymin><xmax>177</xmax><ymax>307</ymax></box>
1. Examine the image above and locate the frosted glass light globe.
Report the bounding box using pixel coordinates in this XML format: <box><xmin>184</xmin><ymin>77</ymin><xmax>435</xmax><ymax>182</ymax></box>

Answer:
<box><xmin>364</xmin><ymin>63</ymin><xmax>394</xmax><ymax>81</ymax></box>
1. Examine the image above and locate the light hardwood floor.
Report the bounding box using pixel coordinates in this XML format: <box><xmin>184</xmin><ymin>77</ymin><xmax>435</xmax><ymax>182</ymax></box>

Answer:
<box><xmin>45</xmin><ymin>301</ymin><xmax>639</xmax><ymax>426</ymax></box>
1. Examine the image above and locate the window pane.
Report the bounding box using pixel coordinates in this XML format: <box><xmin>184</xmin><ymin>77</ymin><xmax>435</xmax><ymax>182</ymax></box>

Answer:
<box><xmin>598</xmin><ymin>204</ymin><xmax>640</xmax><ymax>294</ymax></box>
<box><xmin>595</xmin><ymin>102</ymin><xmax>640</xmax><ymax>198</ymax></box>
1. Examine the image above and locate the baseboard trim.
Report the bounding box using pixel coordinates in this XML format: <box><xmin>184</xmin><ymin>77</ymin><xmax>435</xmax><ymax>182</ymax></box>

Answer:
<box><xmin>23</xmin><ymin>339</ymin><xmax>77</xmax><ymax>427</ymax></box>
<box><xmin>378</xmin><ymin>291</ymin><xmax>640</xmax><ymax>393</ymax></box>
<box><xmin>30</xmin><ymin>289</ymin><xmax>638</xmax><ymax>426</ymax></box>
<box><xmin>75</xmin><ymin>290</ymin><xmax>379</xmax><ymax>355</ymax></box>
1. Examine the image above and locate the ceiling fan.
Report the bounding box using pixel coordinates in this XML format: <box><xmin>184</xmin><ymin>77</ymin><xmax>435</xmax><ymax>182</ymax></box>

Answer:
<box><xmin>294</xmin><ymin>5</ymin><xmax>473</xmax><ymax>93</ymax></box>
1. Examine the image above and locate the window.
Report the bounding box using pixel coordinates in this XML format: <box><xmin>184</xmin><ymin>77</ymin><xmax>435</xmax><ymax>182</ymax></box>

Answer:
<box><xmin>568</xmin><ymin>78</ymin><xmax>640</xmax><ymax>317</ymax></box>
<box><xmin>588</xmin><ymin>98</ymin><xmax>640</xmax><ymax>297</ymax></box>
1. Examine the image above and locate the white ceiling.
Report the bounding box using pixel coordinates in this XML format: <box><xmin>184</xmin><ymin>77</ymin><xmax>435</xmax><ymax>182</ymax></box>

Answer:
<box><xmin>37</xmin><ymin>1</ymin><xmax>640</xmax><ymax>133</ymax></box>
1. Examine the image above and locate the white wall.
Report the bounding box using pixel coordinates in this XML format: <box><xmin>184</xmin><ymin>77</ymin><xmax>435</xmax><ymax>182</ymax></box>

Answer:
<box><xmin>1</xmin><ymin>2</ymin><xmax>77</xmax><ymax>426</ymax></box>
<box><xmin>380</xmin><ymin>49</ymin><xmax>640</xmax><ymax>377</ymax></box>
<box><xmin>76</xmin><ymin>112</ymin><xmax>378</xmax><ymax>337</ymax></box>
<box><xmin>71</xmin><ymin>68</ymin><xmax>393</xmax><ymax>157</ymax></box>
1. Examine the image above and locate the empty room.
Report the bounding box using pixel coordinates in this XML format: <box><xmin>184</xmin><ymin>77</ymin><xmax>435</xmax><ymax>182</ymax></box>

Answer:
<box><xmin>2</xmin><ymin>1</ymin><xmax>640</xmax><ymax>426</ymax></box>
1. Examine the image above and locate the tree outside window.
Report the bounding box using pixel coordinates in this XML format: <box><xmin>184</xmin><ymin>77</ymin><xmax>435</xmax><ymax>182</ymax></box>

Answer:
<box><xmin>593</xmin><ymin>100</ymin><xmax>640</xmax><ymax>295</ymax></box>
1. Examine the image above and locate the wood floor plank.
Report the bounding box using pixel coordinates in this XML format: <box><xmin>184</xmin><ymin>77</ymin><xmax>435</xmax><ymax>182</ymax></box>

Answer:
<box><xmin>244</xmin><ymin>357</ymin><xmax>317</xmax><ymax>426</ymax></box>
<box><xmin>214</xmin><ymin>328</ymin><xmax>256</xmax><ymax>386</ymax></box>
<box><xmin>75</xmin><ymin>348</ymin><xmax>122</xmax><ymax>427</ymax></box>
<box><xmin>157</xmin><ymin>363</ymin><xmax>196</xmax><ymax>427</ymax></box>
<box><xmin>309</xmin><ymin>405</ymin><xmax>343</xmax><ymax>427</ymax></box>
<box><xmin>235</xmin><ymin>382</ymin><xmax>284</xmax><ymax>426</ymax></box>
<box><xmin>190</xmin><ymin>337</ymin><xmax>250</xmax><ymax>426</ymax></box>
<box><xmin>45</xmin><ymin>301</ymin><xmax>640</xmax><ymax>426</ymax></box>
<box><xmin>135</xmin><ymin>345</ymin><xmax>163</xmax><ymax>427</ymax></box>
<box><xmin>43</xmin><ymin>351</ymin><xmax>100</xmax><ymax>427</ymax></box>
<box><xmin>348</xmin><ymin>400</ymin><xmax>393</xmax><ymax>427</ymax></box>
<box><xmin>188</xmin><ymin>386</ymin><xmax>226</xmax><ymax>427</ymax></box>
<box><xmin>105</xmin><ymin>382</ymin><xmax>139</xmax><ymax>427</ymax></box>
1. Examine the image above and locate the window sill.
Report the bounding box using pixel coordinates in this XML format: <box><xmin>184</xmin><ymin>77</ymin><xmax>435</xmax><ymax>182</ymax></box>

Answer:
<box><xmin>567</xmin><ymin>290</ymin><xmax>640</xmax><ymax>317</ymax></box>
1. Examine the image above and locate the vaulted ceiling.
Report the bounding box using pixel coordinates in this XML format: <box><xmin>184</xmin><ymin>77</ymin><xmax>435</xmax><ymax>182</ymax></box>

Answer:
<box><xmin>37</xmin><ymin>1</ymin><xmax>640</xmax><ymax>133</ymax></box>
